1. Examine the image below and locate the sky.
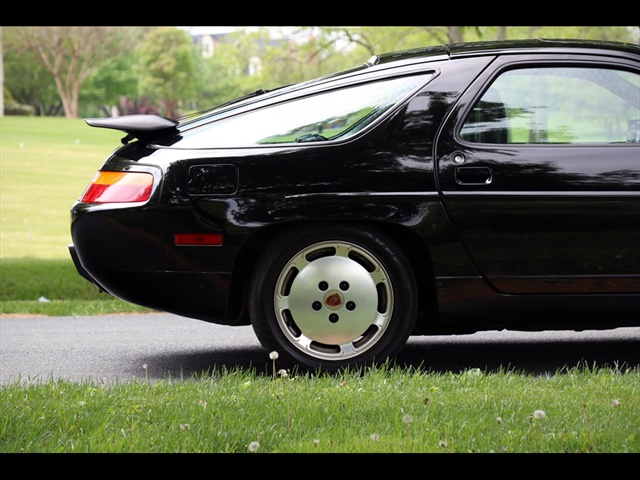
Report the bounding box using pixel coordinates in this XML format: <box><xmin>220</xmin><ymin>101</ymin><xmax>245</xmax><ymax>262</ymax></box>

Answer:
<box><xmin>179</xmin><ymin>26</ymin><xmax>296</xmax><ymax>38</ymax></box>
<box><xmin>179</xmin><ymin>27</ymin><xmax>238</xmax><ymax>35</ymax></box>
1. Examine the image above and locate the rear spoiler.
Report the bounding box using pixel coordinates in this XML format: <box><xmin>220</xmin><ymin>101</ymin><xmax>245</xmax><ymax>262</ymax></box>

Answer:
<box><xmin>85</xmin><ymin>114</ymin><xmax>179</xmax><ymax>144</ymax></box>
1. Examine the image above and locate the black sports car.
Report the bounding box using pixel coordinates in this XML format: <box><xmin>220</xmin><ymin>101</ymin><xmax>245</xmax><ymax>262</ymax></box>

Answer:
<box><xmin>70</xmin><ymin>39</ymin><xmax>640</xmax><ymax>371</ymax></box>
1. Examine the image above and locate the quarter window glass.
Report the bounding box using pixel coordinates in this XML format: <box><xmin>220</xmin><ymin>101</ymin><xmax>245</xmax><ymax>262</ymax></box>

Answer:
<box><xmin>179</xmin><ymin>75</ymin><xmax>430</xmax><ymax>147</ymax></box>
<box><xmin>461</xmin><ymin>67</ymin><xmax>640</xmax><ymax>144</ymax></box>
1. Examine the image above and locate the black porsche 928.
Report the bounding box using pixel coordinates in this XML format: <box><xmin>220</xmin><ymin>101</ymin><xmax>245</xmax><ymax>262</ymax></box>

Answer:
<box><xmin>70</xmin><ymin>39</ymin><xmax>640</xmax><ymax>371</ymax></box>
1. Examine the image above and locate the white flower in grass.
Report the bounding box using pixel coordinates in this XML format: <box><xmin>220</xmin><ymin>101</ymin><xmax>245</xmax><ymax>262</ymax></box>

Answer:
<box><xmin>313</xmin><ymin>439</ymin><xmax>320</xmax><ymax>447</ymax></box>
<box><xmin>612</xmin><ymin>399</ymin><xmax>622</xmax><ymax>407</ymax></box>
<box><xmin>248</xmin><ymin>441</ymin><xmax>260</xmax><ymax>453</ymax></box>
<box><xmin>370</xmin><ymin>433</ymin><xmax>380</xmax><ymax>442</ymax></box>
<box><xmin>402</xmin><ymin>414</ymin><xmax>413</xmax><ymax>424</ymax></box>
<box><xmin>269</xmin><ymin>351</ymin><xmax>279</xmax><ymax>360</ymax></box>
<box><xmin>533</xmin><ymin>409</ymin><xmax>546</xmax><ymax>420</ymax></box>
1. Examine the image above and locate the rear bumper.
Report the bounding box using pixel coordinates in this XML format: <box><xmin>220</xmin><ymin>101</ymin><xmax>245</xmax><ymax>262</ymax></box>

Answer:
<box><xmin>69</xmin><ymin>243</ymin><xmax>236</xmax><ymax>324</ymax></box>
<box><xmin>69</xmin><ymin>243</ymin><xmax>107</xmax><ymax>292</ymax></box>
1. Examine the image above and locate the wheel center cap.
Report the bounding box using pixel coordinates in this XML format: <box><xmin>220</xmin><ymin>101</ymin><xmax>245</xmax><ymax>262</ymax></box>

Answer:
<box><xmin>324</xmin><ymin>291</ymin><xmax>343</xmax><ymax>310</ymax></box>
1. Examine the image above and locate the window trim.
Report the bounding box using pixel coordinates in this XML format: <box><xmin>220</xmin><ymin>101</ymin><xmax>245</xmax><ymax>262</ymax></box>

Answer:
<box><xmin>161</xmin><ymin>71</ymin><xmax>438</xmax><ymax>150</ymax></box>
<box><xmin>454</xmin><ymin>56</ymin><xmax>640</xmax><ymax>147</ymax></box>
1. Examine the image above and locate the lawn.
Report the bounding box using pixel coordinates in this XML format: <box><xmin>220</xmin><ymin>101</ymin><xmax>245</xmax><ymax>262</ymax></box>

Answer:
<box><xmin>1</xmin><ymin>116</ymin><xmax>123</xmax><ymax>259</ymax></box>
<box><xmin>1</xmin><ymin>116</ymin><xmax>149</xmax><ymax>315</ymax></box>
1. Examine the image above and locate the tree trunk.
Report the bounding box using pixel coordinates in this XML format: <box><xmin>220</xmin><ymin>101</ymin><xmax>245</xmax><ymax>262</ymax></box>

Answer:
<box><xmin>12</xmin><ymin>27</ymin><xmax>128</xmax><ymax>118</ymax></box>
<box><xmin>448</xmin><ymin>27</ymin><xmax>464</xmax><ymax>44</ymax></box>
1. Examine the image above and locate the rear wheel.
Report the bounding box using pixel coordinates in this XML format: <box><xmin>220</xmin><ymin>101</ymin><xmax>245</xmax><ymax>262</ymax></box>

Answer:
<box><xmin>249</xmin><ymin>224</ymin><xmax>417</xmax><ymax>372</ymax></box>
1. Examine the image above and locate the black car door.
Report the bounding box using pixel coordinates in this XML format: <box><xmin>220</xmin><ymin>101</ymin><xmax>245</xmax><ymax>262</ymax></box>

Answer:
<box><xmin>436</xmin><ymin>54</ymin><xmax>640</xmax><ymax>295</ymax></box>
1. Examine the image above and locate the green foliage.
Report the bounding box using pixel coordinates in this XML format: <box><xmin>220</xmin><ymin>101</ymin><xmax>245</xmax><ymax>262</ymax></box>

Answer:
<box><xmin>2</xmin><ymin>28</ymin><xmax>62</xmax><ymax>116</ymax></box>
<box><xmin>1</xmin><ymin>365</ymin><xmax>638</xmax><ymax>452</ymax></box>
<box><xmin>189</xmin><ymin>40</ymin><xmax>250</xmax><ymax>113</ymax></box>
<box><xmin>4</xmin><ymin>26</ymin><xmax>636</xmax><ymax>120</ymax></box>
<box><xmin>80</xmin><ymin>51</ymin><xmax>142</xmax><ymax>118</ymax></box>
<box><xmin>135</xmin><ymin>27</ymin><xmax>195</xmax><ymax>117</ymax></box>
<box><xmin>5</xmin><ymin>27</ymin><xmax>133</xmax><ymax>118</ymax></box>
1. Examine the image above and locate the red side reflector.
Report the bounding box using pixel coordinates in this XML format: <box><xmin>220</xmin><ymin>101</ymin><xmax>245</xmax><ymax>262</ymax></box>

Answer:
<box><xmin>174</xmin><ymin>233</ymin><xmax>223</xmax><ymax>246</ymax></box>
<box><xmin>80</xmin><ymin>171</ymin><xmax>154</xmax><ymax>203</ymax></box>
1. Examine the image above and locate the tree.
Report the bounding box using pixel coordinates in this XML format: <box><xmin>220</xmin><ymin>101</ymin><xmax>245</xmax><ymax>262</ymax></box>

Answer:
<box><xmin>190</xmin><ymin>41</ymin><xmax>248</xmax><ymax>113</ymax></box>
<box><xmin>313</xmin><ymin>26</ymin><xmax>475</xmax><ymax>58</ymax></box>
<box><xmin>3</xmin><ymin>29</ymin><xmax>61</xmax><ymax>116</ymax></box>
<box><xmin>136</xmin><ymin>28</ymin><xmax>195</xmax><ymax>118</ymax></box>
<box><xmin>80</xmin><ymin>27</ymin><xmax>156</xmax><ymax>117</ymax></box>
<box><xmin>9</xmin><ymin>27</ymin><xmax>131</xmax><ymax>118</ymax></box>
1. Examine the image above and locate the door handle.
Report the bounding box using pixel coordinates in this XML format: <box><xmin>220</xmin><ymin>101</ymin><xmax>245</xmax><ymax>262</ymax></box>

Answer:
<box><xmin>455</xmin><ymin>166</ymin><xmax>492</xmax><ymax>185</ymax></box>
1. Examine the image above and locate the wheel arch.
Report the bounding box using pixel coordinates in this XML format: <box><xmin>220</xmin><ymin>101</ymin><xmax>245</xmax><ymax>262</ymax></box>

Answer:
<box><xmin>226</xmin><ymin>219</ymin><xmax>438</xmax><ymax>332</ymax></box>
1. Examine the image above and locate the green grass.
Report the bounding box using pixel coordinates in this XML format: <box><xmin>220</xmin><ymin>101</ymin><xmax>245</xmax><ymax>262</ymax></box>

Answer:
<box><xmin>1</xmin><ymin>116</ymin><xmax>123</xmax><ymax>259</ymax></box>
<box><xmin>0</xmin><ymin>257</ymin><xmax>151</xmax><ymax>316</ymax></box>
<box><xmin>1</xmin><ymin>365</ymin><xmax>638</xmax><ymax>453</ymax></box>
<box><xmin>1</xmin><ymin>116</ymin><xmax>150</xmax><ymax>316</ymax></box>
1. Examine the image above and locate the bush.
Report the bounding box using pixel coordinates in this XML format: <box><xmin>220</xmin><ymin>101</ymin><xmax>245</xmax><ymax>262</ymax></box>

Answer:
<box><xmin>4</xmin><ymin>101</ymin><xmax>35</xmax><ymax>116</ymax></box>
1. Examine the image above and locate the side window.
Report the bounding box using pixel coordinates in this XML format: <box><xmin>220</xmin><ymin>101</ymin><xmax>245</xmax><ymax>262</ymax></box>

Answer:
<box><xmin>179</xmin><ymin>74</ymin><xmax>431</xmax><ymax>148</ymax></box>
<box><xmin>460</xmin><ymin>67</ymin><xmax>640</xmax><ymax>144</ymax></box>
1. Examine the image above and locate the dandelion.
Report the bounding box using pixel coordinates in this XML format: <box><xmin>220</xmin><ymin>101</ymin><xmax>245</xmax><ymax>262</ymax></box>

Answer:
<box><xmin>142</xmin><ymin>363</ymin><xmax>150</xmax><ymax>385</ymax></box>
<box><xmin>439</xmin><ymin>440</ymin><xmax>448</xmax><ymax>448</ymax></box>
<box><xmin>248</xmin><ymin>441</ymin><xmax>260</xmax><ymax>453</ymax></box>
<box><xmin>269</xmin><ymin>351</ymin><xmax>279</xmax><ymax>379</ymax></box>
<box><xmin>274</xmin><ymin>366</ymin><xmax>292</xmax><ymax>449</ymax></box>
<box><xmin>611</xmin><ymin>399</ymin><xmax>622</xmax><ymax>450</ymax></box>
<box><xmin>180</xmin><ymin>423</ymin><xmax>191</xmax><ymax>452</ymax></box>
<box><xmin>582</xmin><ymin>402</ymin><xmax>597</xmax><ymax>453</ymax></box>
<box><xmin>402</xmin><ymin>414</ymin><xmax>413</xmax><ymax>451</ymax></box>
<box><xmin>313</xmin><ymin>439</ymin><xmax>320</xmax><ymax>447</ymax></box>
<box><xmin>370</xmin><ymin>433</ymin><xmax>380</xmax><ymax>442</ymax></box>
<box><xmin>532</xmin><ymin>409</ymin><xmax>546</xmax><ymax>452</ymax></box>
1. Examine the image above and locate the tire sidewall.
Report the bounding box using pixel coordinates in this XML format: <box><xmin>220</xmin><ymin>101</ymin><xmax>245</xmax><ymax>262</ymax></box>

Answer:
<box><xmin>249</xmin><ymin>223</ymin><xmax>417</xmax><ymax>371</ymax></box>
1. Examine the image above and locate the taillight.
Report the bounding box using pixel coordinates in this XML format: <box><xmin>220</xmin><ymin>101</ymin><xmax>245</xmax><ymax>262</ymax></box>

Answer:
<box><xmin>80</xmin><ymin>171</ymin><xmax>154</xmax><ymax>203</ymax></box>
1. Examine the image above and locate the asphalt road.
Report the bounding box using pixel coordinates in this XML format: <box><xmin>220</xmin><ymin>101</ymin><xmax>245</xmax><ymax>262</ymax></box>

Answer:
<box><xmin>1</xmin><ymin>313</ymin><xmax>639</xmax><ymax>384</ymax></box>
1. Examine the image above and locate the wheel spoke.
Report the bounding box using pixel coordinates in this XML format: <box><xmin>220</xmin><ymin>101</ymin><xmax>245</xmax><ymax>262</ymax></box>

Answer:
<box><xmin>250</xmin><ymin>225</ymin><xmax>416</xmax><ymax>370</ymax></box>
<box><xmin>274</xmin><ymin>240</ymin><xmax>394</xmax><ymax>362</ymax></box>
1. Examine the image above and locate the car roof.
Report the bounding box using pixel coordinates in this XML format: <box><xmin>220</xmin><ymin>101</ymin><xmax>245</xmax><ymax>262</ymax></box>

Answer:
<box><xmin>210</xmin><ymin>39</ymin><xmax>638</xmax><ymax>113</ymax></box>
<box><xmin>370</xmin><ymin>39</ymin><xmax>639</xmax><ymax>66</ymax></box>
<box><xmin>270</xmin><ymin>39</ymin><xmax>639</xmax><ymax>101</ymax></box>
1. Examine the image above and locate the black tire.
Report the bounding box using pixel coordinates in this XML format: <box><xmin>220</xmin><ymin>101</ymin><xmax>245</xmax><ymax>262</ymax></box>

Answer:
<box><xmin>249</xmin><ymin>224</ymin><xmax>417</xmax><ymax>372</ymax></box>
